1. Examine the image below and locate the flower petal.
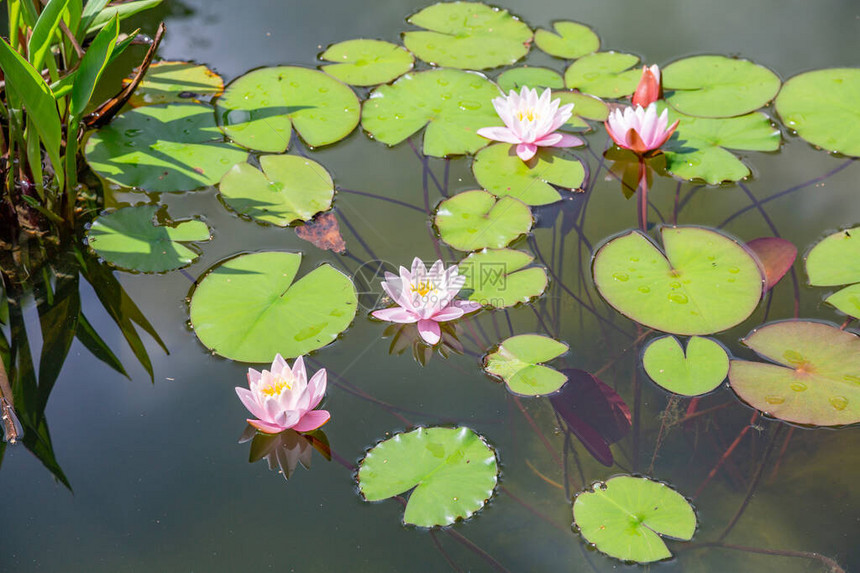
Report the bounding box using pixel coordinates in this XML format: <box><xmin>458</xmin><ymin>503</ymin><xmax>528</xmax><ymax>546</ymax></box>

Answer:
<box><xmin>516</xmin><ymin>142</ymin><xmax>537</xmax><ymax>161</ymax></box>
<box><xmin>550</xmin><ymin>133</ymin><xmax>584</xmax><ymax>148</ymax></box>
<box><xmin>293</xmin><ymin>410</ymin><xmax>331</xmax><ymax>432</ymax></box>
<box><xmin>236</xmin><ymin>387</ymin><xmax>267</xmax><ymax>420</ymax></box>
<box><xmin>417</xmin><ymin>319</ymin><xmax>442</xmax><ymax>345</ymax></box>
<box><xmin>372</xmin><ymin>306</ymin><xmax>419</xmax><ymax>323</ymax></box>
<box><xmin>248</xmin><ymin>418</ymin><xmax>287</xmax><ymax>434</ymax></box>
<box><xmin>431</xmin><ymin>305</ymin><xmax>466</xmax><ymax>322</ymax></box>
<box><xmin>306</xmin><ymin>369</ymin><xmax>327</xmax><ymax>409</ymax></box>
<box><xmin>477</xmin><ymin>126</ymin><xmax>523</xmax><ymax>144</ymax></box>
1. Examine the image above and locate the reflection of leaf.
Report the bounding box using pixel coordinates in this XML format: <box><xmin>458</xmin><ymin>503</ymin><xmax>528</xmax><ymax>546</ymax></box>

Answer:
<box><xmin>36</xmin><ymin>263</ymin><xmax>80</xmax><ymax>410</ymax></box>
<box><xmin>75</xmin><ymin>312</ymin><xmax>129</xmax><ymax>378</ymax></box>
<box><xmin>295</xmin><ymin>212</ymin><xmax>346</xmax><ymax>254</ymax></box>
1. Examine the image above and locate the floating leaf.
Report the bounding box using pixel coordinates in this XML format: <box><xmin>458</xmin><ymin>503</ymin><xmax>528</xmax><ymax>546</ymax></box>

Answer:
<box><xmin>663</xmin><ymin>108</ymin><xmax>781</xmax><ymax>184</ymax></box>
<box><xmin>189</xmin><ymin>252</ymin><xmax>357</xmax><ymax>362</ymax></box>
<box><xmin>84</xmin><ymin>103</ymin><xmax>248</xmax><ymax>192</ymax></box>
<box><xmin>295</xmin><ymin>212</ymin><xmax>346</xmax><ymax>254</ymax></box>
<box><xmin>361</xmin><ymin>69</ymin><xmax>500</xmax><ymax>157</ymax></box>
<box><xmin>564</xmin><ymin>52</ymin><xmax>640</xmax><ymax>99</ymax></box>
<box><xmin>358</xmin><ymin>426</ymin><xmax>498</xmax><ymax>527</ymax></box>
<box><xmin>484</xmin><ymin>334</ymin><xmax>568</xmax><ymax>395</ymax></box>
<box><xmin>550</xmin><ymin>369</ymin><xmax>631</xmax><ymax>466</ymax></box>
<box><xmin>534</xmin><ymin>21</ymin><xmax>599</xmax><ymax>59</ymax></box>
<box><xmin>729</xmin><ymin>321</ymin><xmax>860</xmax><ymax>426</ymax></box>
<box><xmin>573</xmin><ymin>476</ymin><xmax>696</xmax><ymax>563</ymax></box>
<box><xmin>775</xmin><ymin>68</ymin><xmax>860</xmax><ymax>157</ymax></box>
<box><xmin>496</xmin><ymin>67</ymin><xmax>563</xmax><ymax>93</ymax></box>
<box><xmin>128</xmin><ymin>61</ymin><xmax>224</xmax><ymax>106</ymax></box>
<box><xmin>218</xmin><ymin>155</ymin><xmax>334</xmax><ymax>226</ymax></box>
<box><xmin>319</xmin><ymin>39</ymin><xmax>414</xmax><ymax>86</ymax></box>
<box><xmin>472</xmin><ymin>143</ymin><xmax>585</xmax><ymax>205</ymax></box>
<box><xmin>592</xmin><ymin>227</ymin><xmax>764</xmax><ymax>335</ymax></box>
<box><xmin>663</xmin><ymin>56</ymin><xmax>781</xmax><ymax>118</ymax></box>
<box><xmin>824</xmin><ymin>284</ymin><xmax>860</xmax><ymax>319</ymax></box>
<box><xmin>403</xmin><ymin>2</ymin><xmax>532</xmax><ymax>70</ymax></box>
<box><xmin>459</xmin><ymin>248</ymin><xmax>547</xmax><ymax>307</ymax></box>
<box><xmin>86</xmin><ymin>205</ymin><xmax>210</xmax><ymax>273</ymax></box>
<box><xmin>747</xmin><ymin>237</ymin><xmax>797</xmax><ymax>290</ymax></box>
<box><xmin>215</xmin><ymin>66</ymin><xmax>360</xmax><ymax>153</ymax></box>
<box><xmin>643</xmin><ymin>336</ymin><xmax>729</xmax><ymax>396</ymax></box>
<box><xmin>434</xmin><ymin>190</ymin><xmax>533</xmax><ymax>251</ymax></box>
<box><xmin>553</xmin><ymin>90</ymin><xmax>609</xmax><ymax>130</ymax></box>
<box><xmin>806</xmin><ymin>227</ymin><xmax>860</xmax><ymax>318</ymax></box>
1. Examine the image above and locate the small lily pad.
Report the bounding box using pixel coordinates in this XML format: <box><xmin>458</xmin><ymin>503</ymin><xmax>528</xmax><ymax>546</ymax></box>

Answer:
<box><xmin>361</xmin><ymin>68</ymin><xmax>501</xmax><ymax>157</ymax></box>
<box><xmin>218</xmin><ymin>155</ymin><xmax>334</xmax><ymax>226</ymax></box>
<box><xmin>663</xmin><ymin>107</ymin><xmax>781</xmax><ymax>184</ymax></box>
<box><xmin>84</xmin><ymin>103</ymin><xmax>248</xmax><ymax>192</ymax></box>
<box><xmin>87</xmin><ymin>205</ymin><xmax>210</xmax><ymax>273</ymax></box>
<box><xmin>573</xmin><ymin>475</ymin><xmax>696</xmax><ymax>563</ymax></box>
<box><xmin>319</xmin><ymin>39</ymin><xmax>414</xmax><ymax>86</ymax></box>
<box><xmin>643</xmin><ymin>336</ymin><xmax>729</xmax><ymax>396</ymax></box>
<box><xmin>553</xmin><ymin>90</ymin><xmax>609</xmax><ymax>131</ymax></box>
<box><xmin>358</xmin><ymin>426</ymin><xmax>498</xmax><ymax>527</ymax></box>
<box><xmin>215</xmin><ymin>66</ymin><xmax>360</xmax><ymax>153</ymax></box>
<box><xmin>484</xmin><ymin>334</ymin><xmax>568</xmax><ymax>396</ymax></box>
<box><xmin>824</xmin><ymin>284</ymin><xmax>860</xmax><ymax>319</ymax></box>
<box><xmin>592</xmin><ymin>227</ymin><xmax>764</xmax><ymax>335</ymax></box>
<box><xmin>496</xmin><ymin>67</ymin><xmax>564</xmax><ymax>93</ymax></box>
<box><xmin>472</xmin><ymin>143</ymin><xmax>585</xmax><ymax>205</ymax></box>
<box><xmin>564</xmin><ymin>52</ymin><xmax>640</xmax><ymax>99</ymax></box>
<box><xmin>434</xmin><ymin>190</ymin><xmax>533</xmax><ymax>251</ymax></box>
<box><xmin>747</xmin><ymin>237</ymin><xmax>797</xmax><ymax>290</ymax></box>
<box><xmin>403</xmin><ymin>2</ymin><xmax>532</xmax><ymax>70</ymax></box>
<box><xmin>534</xmin><ymin>21</ymin><xmax>599</xmax><ymax>59</ymax></box>
<box><xmin>806</xmin><ymin>227</ymin><xmax>860</xmax><ymax>318</ymax></box>
<box><xmin>729</xmin><ymin>321</ymin><xmax>860</xmax><ymax>426</ymax></box>
<box><xmin>128</xmin><ymin>61</ymin><xmax>224</xmax><ymax>106</ymax></box>
<box><xmin>459</xmin><ymin>249</ymin><xmax>547</xmax><ymax>307</ymax></box>
<box><xmin>663</xmin><ymin>56</ymin><xmax>781</xmax><ymax>118</ymax></box>
<box><xmin>189</xmin><ymin>251</ymin><xmax>357</xmax><ymax>362</ymax></box>
<box><xmin>775</xmin><ymin>68</ymin><xmax>860</xmax><ymax>157</ymax></box>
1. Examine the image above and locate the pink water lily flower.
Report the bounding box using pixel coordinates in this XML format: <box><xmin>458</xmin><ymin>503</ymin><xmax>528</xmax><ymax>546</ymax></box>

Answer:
<box><xmin>477</xmin><ymin>86</ymin><xmax>584</xmax><ymax>161</ymax></box>
<box><xmin>372</xmin><ymin>258</ymin><xmax>481</xmax><ymax>345</ymax></box>
<box><xmin>632</xmin><ymin>64</ymin><xmax>663</xmax><ymax>108</ymax></box>
<box><xmin>604</xmin><ymin>103</ymin><xmax>679</xmax><ymax>155</ymax></box>
<box><xmin>235</xmin><ymin>354</ymin><xmax>330</xmax><ymax>434</ymax></box>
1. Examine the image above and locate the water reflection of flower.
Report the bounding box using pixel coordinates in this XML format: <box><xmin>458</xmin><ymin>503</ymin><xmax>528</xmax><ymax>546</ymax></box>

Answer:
<box><xmin>477</xmin><ymin>86</ymin><xmax>583</xmax><ymax>161</ymax></box>
<box><xmin>239</xmin><ymin>426</ymin><xmax>331</xmax><ymax>480</ymax></box>
<box><xmin>384</xmin><ymin>322</ymin><xmax>464</xmax><ymax>366</ymax></box>
<box><xmin>372</xmin><ymin>258</ymin><xmax>481</xmax><ymax>345</ymax></box>
<box><xmin>235</xmin><ymin>354</ymin><xmax>330</xmax><ymax>434</ymax></box>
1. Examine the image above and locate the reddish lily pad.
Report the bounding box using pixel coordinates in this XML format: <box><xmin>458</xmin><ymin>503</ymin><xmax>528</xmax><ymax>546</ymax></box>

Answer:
<box><xmin>747</xmin><ymin>237</ymin><xmax>797</xmax><ymax>290</ymax></box>
<box><xmin>729</xmin><ymin>321</ymin><xmax>860</xmax><ymax>426</ymax></box>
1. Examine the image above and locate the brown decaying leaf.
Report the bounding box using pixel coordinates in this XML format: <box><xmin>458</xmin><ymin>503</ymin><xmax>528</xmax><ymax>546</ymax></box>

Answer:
<box><xmin>295</xmin><ymin>212</ymin><xmax>346</xmax><ymax>254</ymax></box>
<box><xmin>747</xmin><ymin>237</ymin><xmax>797</xmax><ymax>290</ymax></box>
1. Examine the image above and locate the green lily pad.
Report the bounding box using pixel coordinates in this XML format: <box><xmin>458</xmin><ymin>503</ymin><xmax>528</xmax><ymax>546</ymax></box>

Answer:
<box><xmin>592</xmin><ymin>227</ymin><xmax>764</xmax><ymax>335</ymax></box>
<box><xmin>573</xmin><ymin>475</ymin><xmax>696</xmax><ymax>563</ymax></box>
<box><xmin>319</xmin><ymin>39</ymin><xmax>414</xmax><ymax>86</ymax></box>
<box><xmin>553</xmin><ymin>90</ymin><xmax>609</xmax><ymax>130</ymax></box>
<box><xmin>824</xmin><ymin>284</ymin><xmax>860</xmax><ymax>319</ymax></box>
<box><xmin>358</xmin><ymin>426</ymin><xmax>498</xmax><ymax>527</ymax></box>
<box><xmin>86</xmin><ymin>205</ymin><xmax>210</xmax><ymax>273</ymax></box>
<box><xmin>472</xmin><ymin>143</ymin><xmax>585</xmax><ymax>206</ymax></box>
<box><xmin>663</xmin><ymin>108</ymin><xmax>781</xmax><ymax>184</ymax></box>
<box><xmin>403</xmin><ymin>2</ymin><xmax>532</xmax><ymax>70</ymax></box>
<box><xmin>643</xmin><ymin>335</ymin><xmax>729</xmax><ymax>396</ymax></box>
<box><xmin>806</xmin><ymin>227</ymin><xmax>860</xmax><ymax>286</ymax></box>
<box><xmin>84</xmin><ymin>103</ymin><xmax>248</xmax><ymax>192</ymax></box>
<box><xmin>218</xmin><ymin>155</ymin><xmax>334</xmax><ymax>226</ymax></box>
<box><xmin>215</xmin><ymin>66</ymin><xmax>360</xmax><ymax>153</ymax></box>
<box><xmin>128</xmin><ymin>61</ymin><xmax>224</xmax><ymax>106</ymax></box>
<box><xmin>534</xmin><ymin>21</ymin><xmax>599</xmax><ymax>59</ymax></box>
<box><xmin>496</xmin><ymin>67</ymin><xmax>564</xmax><ymax>93</ymax></box>
<box><xmin>663</xmin><ymin>56</ymin><xmax>781</xmax><ymax>118</ymax></box>
<box><xmin>189</xmin><ymin>251</ymin><xmax>357</xmax><ymax>362</ymax></box>
<box><xmin>484</xmin><ymin>334</ymin><xmax>568</xmax><ymax>395</ymax></box>
<box><xmin>564</xmin><ymin>52</ymin><xmax>641</xmax><ymax>99</ymax></box>
<box><xmin>434</xmin><ymin>190</ymin><xmax>533</xmax><ymax>251</ymax></box>
<box><xmin>729</xmin><ymin>321</ymin><xmax>860</xmax><ymax>426</ymax></box>
<box><xmin>775</xmin><ymin>68</ymin><xmax>860</xmax><ymax>157</ymax></box>
<box><xmin>459</xmin><ymin>249</ymin><xmax>547</xmax><ymax>307</ymax></box>
<box><xmin>361</xmin><ymin>69</ymin><xmax>501</xmax><ymax>157</ymax></box>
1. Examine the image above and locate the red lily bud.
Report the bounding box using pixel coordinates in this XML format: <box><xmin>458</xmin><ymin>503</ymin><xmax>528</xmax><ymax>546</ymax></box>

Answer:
<box><xmin>632</xmin><ymin>65</ymin><xmax>663</xmax><ymax>107</ymax></box>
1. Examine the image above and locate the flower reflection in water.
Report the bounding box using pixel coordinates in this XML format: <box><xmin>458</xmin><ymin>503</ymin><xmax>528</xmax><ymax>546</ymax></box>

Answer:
<box><xmin>239</xmin><ymin>426</ymin><xmax>331</xmax><ymax>480</ymax></box>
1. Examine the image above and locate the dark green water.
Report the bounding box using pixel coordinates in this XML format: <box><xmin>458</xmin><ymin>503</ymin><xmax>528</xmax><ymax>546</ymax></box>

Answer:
<box><xmin>2</xmin><ymin>1</ymin><xmax>859</xmax><ymax>571</ymax></box>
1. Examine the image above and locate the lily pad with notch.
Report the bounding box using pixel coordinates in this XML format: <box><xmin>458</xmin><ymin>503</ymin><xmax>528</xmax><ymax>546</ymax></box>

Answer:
<box><xmin>496</xmin><ymin>67</ymin><xmax>563</xmax><ymax>93</ymax></box>
<box><xmin>218</xmin><ymin>155</ymin><xmax>334</xmax><ymax>226</ymax></box>
<box><xmin>806</xmin><ymin>226</ymin><xmax>860</xmax><ymax>318</ymax></box>
<box><xmin>358</xmin><ymin>426</ymin><xmax>498</xmax><ymax>527</ymax></box>
<box><xmin>472</xmin><ymin>143</ymin><xmax>585</xmax><ymax>205</ymax></box>
<box><xmin>564</xmin><ymin>52</ymin><xmax>641</xmax><ymax>99</ymax></box>
<box><xmin>643</xmin><ymin>335</ymin><xmax>729</xmax><ymax>396</ymax></box>
<box><xmin>534</xmin><ymin>21</ymin><xmax>599</xmax><ymax>59</ymax></box>
<box><xmin>215</xmin><ymin>66</ymin><xmax>360</xmax><ymax>153</ymax></box>
<box><xmin>403</xmin><ymin>1</ymin><xmax>532</xmax><ymax>70</ymax></box>
<box><xmin>728</xmin><ymin>320</ymin><xmax>860</xmax><ymax>426</ymax></box>
<box><xmin>434</xmin><ymin>190</ymin><xmax>533</xmax><ymax>251</ymax></box>
<box><xmin>189</xmin><ymin>251</ymin><xmax>357</xmax><ymax>362</ymax></box>
<box><xmin>128</xmin><ymin>61</ymin><xmax>224</xmax><ymax>106</ymax></box>
<box><xmin>592</xmin><ymin>226</ymin><xmax>764</xmax><ymax>335</ymax></box>
<box><xmin>87</xmin><ymin>205</ymin><xmax>210</xmax><ymax>273</ymax></box>
<box><xmin>552</xmin><ymin>90</ymin><xmax>609</xmax><ymax>131</ymax></box>
<box><xmin>361</xmin><ymin>68</ymin><xmax>501</xmax><ymax>157</ymax></box>
<box><xmin>483</xmin><ymin>334</ymin><xmax>568</xmax><ymax>395</ymax></box>
<box><xmin>319</xmin><ymin>39</ymin><xmax>414</xmax><ymax>86</ymax></box>
<box><xmin>573</xmin><ymin>475</ymin><xmax>697</xmax><ymax>563</ymax></box>
<box><xmin>459</xmin><ymin>248</ymin><xmax>547</xmax><ymax>307</ymax></box>
<box><xmin>84</xmin><ymin>103</ymin><xmax>249</xmax><ymax>192</ymax></box>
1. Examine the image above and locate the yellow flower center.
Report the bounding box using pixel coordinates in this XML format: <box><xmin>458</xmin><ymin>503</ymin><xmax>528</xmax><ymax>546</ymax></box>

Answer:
<box><xmin>410</xmin><ymin>280</ymin><xmax>437</xmax><ymax>297</ymax></box>
<box><xmin>261</xmin><ymin>376</ymin><xmax>291</xmax><ymax>397</ymax></box>
<box><xmin>516</xmin><ymin>109</ymin><xmax>538</xmax><ymax>122</ymax></box>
